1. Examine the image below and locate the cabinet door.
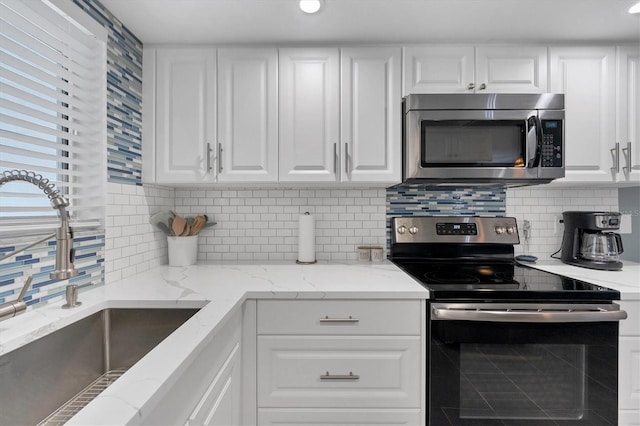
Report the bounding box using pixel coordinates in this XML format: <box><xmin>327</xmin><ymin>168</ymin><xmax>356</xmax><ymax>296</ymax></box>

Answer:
<box><xmin>156</xmin><ymin>48</ymin><xmax>216</xmax><ymax>183</ymax></box>
<box><xmin>402</xmin><ymin>45</ymin><xmax>475</xmax><ymax>94</ymax></box>
<box><xmin>217</xmin><ymin>48</ymin><xmax>278</xmax><ymax>183</ymax></box>
<box><xmin>619</xmin><ymin>336</ymin><xmax>640</xmax><ymax>413</ymax></box>
<box><xmin>550</xmin><ymin>46</ymin><xmax>616</xmax><ymax>183</ymax></box>
<box><xmin>475</xmin><ymin>46</ymin><xmax>548</xmax><ymax>93</ymax></box>
<box><xmin>186</xmin><ymin>343</ymin><xmax>241</xmax><ymax>426</ymax></box>
<box><xmin>617</xmin><ymin>45</ymin><xmax>640</xmax><ymax>183</ymax></box>
<box><xmin>279</xmin><ymin>48</ymin><xmax>340</xmax><ymax>182</ymax></box>
<box><xmin>341</xmin><ymin>47</ymin><xmax>401</xmax><ymax>184</ymax></box>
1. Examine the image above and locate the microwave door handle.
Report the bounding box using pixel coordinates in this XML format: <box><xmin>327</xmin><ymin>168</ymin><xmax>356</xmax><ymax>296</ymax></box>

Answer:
<box><xmin>527</xmin><ymin>116</ymin><xmax>543</xmax><ymax>168</ymax></box>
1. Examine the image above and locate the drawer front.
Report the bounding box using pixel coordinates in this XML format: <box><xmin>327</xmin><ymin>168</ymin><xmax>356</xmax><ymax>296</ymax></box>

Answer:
<box><xmin>257</xmin><ymin>300</ymin><xmax>421</xmax><ymax>335</ymax></box>
<box><xmin>258</xmin><ymin>408</ymin><xmax>423</xmax><ymax>425</ymax></box>
<box><xmin>257</xmin><ymin>336</ymin><xmax>421</xmax><ymax>408</ymax></box>
<box><xmin>619</xmin><ymin>300</ymin><xmax>640</xmax><ymax>336</ymax></box>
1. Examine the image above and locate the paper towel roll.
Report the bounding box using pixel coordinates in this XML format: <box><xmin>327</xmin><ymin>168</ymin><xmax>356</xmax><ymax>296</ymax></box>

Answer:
<box><xmin>297</xmin><ymin>212</ymin><xmax>316</xmax><ymax>264</ymax></box>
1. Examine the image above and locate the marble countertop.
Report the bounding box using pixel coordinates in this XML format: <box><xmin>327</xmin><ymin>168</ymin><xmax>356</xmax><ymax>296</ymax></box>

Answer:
<box><xmin>2</xmin><ymin>259</ymin><xmax>638</xmax><ymax>424</ymax></box>
<box><xmin>528</xmin><ymin>259</ymin><xmax>640</xmax><ymax>300</ymax></box>
<box><xmin>0</xmin><ymin>261</ymin><xmax>428</xmax><ymax>426</ymax></box>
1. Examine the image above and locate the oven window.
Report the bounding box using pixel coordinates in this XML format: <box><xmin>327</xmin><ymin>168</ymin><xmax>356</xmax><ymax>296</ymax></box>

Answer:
<box><xmin>430</xmin><ymin>320</ymin><xmax>619</xmax><ymax>425</ymax></box>
<box><xmin>421</xmin><ymin>120</ymin><xmax>526</xmax><ymax>167</ymax></box>
<box><xmin>459</xmin><ymin>344</ymin><xmax>585</xmax><ymax>420</ymax></box>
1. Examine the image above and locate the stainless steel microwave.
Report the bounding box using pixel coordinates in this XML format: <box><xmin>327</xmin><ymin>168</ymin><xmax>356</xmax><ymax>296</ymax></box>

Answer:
<box><xmin>402</xmin><ymin>93</ymin><xmax>565</xmax><ymax>185</ymax></box>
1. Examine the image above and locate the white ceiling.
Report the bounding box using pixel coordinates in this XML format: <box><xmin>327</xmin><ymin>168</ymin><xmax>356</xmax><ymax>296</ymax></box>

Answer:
<box><xmin>101</xmin><ymin>0</ymin><xmax>640</xmax><ymax>45</ymax></box>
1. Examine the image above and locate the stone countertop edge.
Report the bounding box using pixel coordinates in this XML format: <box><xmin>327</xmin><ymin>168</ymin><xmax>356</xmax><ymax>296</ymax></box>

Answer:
<box><xmin>528</xmin><ymin>259</ymin><xmax>640</xmax><ymax>300</ymax></box>
<box><xmin>0</xmin><ymin>261</ymin><xmax>428</xmax><ymax>426</ymax></box>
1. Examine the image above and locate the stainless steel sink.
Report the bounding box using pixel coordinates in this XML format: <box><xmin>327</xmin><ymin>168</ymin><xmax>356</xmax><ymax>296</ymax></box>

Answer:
<box><xmin>0</xmin><ymin>308</ymin><xmax>199</xmax><ymax>425</ymax></box>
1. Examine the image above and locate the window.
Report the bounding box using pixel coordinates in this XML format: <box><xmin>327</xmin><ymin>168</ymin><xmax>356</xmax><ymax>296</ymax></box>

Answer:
<box><xmin>0</xmin><ymin>0</ymin><xmax>106</xmax><ymax>236</ymax></box>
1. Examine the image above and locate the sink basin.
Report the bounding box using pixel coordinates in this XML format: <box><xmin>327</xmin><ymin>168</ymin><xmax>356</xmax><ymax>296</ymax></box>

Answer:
<box><xmin>0</xmin><ymin>307</ymin><xmax>199</xmax><ymax>425</ymax></box>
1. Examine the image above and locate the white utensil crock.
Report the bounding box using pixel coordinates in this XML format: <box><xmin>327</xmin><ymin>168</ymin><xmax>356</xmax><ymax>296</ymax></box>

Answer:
<box><xmin>167</xmin><ymin>235</ymin><xmax>198</xmax><ymax>266</ymax></box>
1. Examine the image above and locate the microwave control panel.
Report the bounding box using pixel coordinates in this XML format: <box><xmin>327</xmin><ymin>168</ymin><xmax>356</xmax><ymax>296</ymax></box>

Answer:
<box><xmin>541</xmin><ymin>120</ymin><xmax>563</xmax><ymax>167</ymax></box>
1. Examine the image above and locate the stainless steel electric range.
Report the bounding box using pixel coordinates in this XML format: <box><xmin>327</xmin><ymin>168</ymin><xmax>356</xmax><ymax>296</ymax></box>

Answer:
<box><xmin>389</xmin><ymin>216</ymin><xmax>627</xmax><ymax>426</ymax></box>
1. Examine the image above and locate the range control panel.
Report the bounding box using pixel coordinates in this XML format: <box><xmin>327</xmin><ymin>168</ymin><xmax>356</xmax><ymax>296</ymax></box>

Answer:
<box><xmin>393</xmin><ymin>216</ymin><xmax>520</xmax><ymax>245</ymax></box>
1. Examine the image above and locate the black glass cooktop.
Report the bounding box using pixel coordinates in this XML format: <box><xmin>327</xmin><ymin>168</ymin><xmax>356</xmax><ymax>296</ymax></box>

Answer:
<box><xmin>394</xmin><ymin>261</ymin><xmax>620</xmax><ymax>301</ymax></box>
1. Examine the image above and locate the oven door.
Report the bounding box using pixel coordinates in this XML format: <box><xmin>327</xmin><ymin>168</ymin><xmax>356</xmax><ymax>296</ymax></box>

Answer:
<box><xmin>428</xmin><ymin>302</ymin><xmax>626</xmax><ymax>425</ymax></box>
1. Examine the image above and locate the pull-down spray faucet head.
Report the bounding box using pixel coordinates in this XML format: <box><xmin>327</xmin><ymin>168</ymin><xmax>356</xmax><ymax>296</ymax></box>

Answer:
<box><xmin>0</xmin><ymin>169</ymin><xmax>78</xmax><ymax>280</ymax></box>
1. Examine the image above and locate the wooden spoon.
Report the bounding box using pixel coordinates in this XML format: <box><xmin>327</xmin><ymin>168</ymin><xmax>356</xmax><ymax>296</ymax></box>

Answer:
<box><xmin>189</xmin><ymin>215</ymin><xmax>206</xmax><ymax>235</ymax></box>
<box><xmin>171</xmin><ymin>214</ymin><xmax>187</xmax><ymax>237</ymax></box>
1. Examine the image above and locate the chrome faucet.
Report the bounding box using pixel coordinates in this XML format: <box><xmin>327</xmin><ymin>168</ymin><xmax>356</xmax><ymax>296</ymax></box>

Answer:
<box><xmin>0</xmin><ymin>169</ymin><xmax>79</xmax><ymax>321</ymax></box>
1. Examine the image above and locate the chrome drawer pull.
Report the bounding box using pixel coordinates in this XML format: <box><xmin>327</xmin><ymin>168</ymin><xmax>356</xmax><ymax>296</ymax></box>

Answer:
<box><xmin>319</xmin><ymin>315</ymin><xmax>359</xmax><ymax>323</ymax></box>
<box><xmin>320</xmin><ymin>371</ymin><xmax>359</xmax><ymax>380</ymax></box>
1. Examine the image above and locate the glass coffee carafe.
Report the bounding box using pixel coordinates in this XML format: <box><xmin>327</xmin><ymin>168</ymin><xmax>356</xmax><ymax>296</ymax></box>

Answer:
<box><xmin>579</xmin><ymin>231</ymin><xmax>624</xmax><ymax>262</ymax></box>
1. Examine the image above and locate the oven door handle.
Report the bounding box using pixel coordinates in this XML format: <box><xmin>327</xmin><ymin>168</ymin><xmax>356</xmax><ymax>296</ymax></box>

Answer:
<box><xmin>431</xmin><ymin>304</ymin><xmax>628</xmax><ymax>323</ymax></box>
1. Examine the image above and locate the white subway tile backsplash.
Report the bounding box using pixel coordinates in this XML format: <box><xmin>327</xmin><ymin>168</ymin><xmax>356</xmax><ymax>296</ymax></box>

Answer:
<box><xmin>506</xmin><ymin>186</ymin><xmax>619</xmax><ymax>260</ymax></box>
<box><xmin>174</xmin><ymin>186</ymin><xmax>386</xmax><ymax>262</ymax></box>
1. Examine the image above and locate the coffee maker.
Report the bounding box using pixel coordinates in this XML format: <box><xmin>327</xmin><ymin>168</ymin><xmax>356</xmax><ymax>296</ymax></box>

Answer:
<box><xmin>560</xmin><ymin>211</ymin><xmax>624</xmax><ymax>271</ymax></box>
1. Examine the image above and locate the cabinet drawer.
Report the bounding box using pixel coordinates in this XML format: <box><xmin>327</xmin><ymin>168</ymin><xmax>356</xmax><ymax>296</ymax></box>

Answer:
<box><xmin>257</xmin><ymin>335</ymin><xmax>421</xmax><ymax>408</ymax></box>
<box><xmin>619</xmin><ymin>300</ymin><xmax>640</xmax><ymax>336</ymax></box>
<box><xmin>257</xmin><ymin>300</ymin><xmax>421</xmax><ymax>335</ymax></box>
<box><xmin>258</xmin><ymin>408</ymin><xmax>423</xmax><ymax>425</ymax></box>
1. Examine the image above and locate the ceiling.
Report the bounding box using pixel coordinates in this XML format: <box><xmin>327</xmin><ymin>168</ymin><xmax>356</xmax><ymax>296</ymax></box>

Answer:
<box><xmin>101</xmin><ymin>0</ymin><xmax>640</xmax><ymax>45</ymax></box>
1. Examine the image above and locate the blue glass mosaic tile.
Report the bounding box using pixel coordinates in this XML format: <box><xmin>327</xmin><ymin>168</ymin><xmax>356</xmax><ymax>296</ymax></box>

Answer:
<box><xmin>0</xmin><ymin>235</ymin><xmax>105</xmax><ymax>306</ymax></box>
<box><xmin>386</xmin><ymin>185</ymin><xmax>507</xmax><ymax>248</ymax></box>
<box><xmin>73</xmin><ymin>0</ymin><xmax>143</xmax><ymax>187</ymax></box>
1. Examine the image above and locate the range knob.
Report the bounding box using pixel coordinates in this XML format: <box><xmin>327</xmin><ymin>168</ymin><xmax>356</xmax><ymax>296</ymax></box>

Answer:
<box><xmin>409</xmin><ymin>226</ymin><xmax>419</xmax><ymax>235</ymax></box>
<box><xmin>397</xmin><ymin>225</ymin><xmax>407</xmax><ymax>235</ymax></box>
<box><xmin>495</xmin><ymin>226</ymin><xmax>506</xmax><ymax>235</ymax></box>
<box><xmin>506</xmin><ymin>226</ymin><xmax>516</xmax><ymax>235</ymax></box>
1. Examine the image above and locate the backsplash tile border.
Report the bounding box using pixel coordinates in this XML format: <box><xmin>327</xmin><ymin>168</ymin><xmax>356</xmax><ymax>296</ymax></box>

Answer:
<box><xmin>386</xmin><ymin>185</ymin><xmax>507</xmax><ymax>248</ymax></box>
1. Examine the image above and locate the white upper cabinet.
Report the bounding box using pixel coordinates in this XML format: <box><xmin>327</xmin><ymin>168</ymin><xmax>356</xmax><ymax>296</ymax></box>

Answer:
<box><xmin>217</xmin><ymin>48</ymin><xmax>278</xmax><ymax>183</ymax></box>
<box><xmin>341</xmin><ymin>47</ymin><xmax>402</xmax><ymax>183</ymax></box>
<box><xmin>616</xmin><ymin>45</ymin><xmax>640</xmax><ymax>183</ymax></box>
<box><xmin>550</xmin><ymin>46</ymin><xmax>616</xmax><ymax>183</ymax></box>
<box><xmin>475</xmin><ymin>46</ymin><xmax>548</xmax><ymax>93</ymax></box>
<box><xmin>403</xmin><ymin>45</ymin><xmax>474</xmax><ymax>94</ymax></box>
<box><xmin>278</xmin><ymin>48</ymin><xmax>340</xmax><ymax>182</ymax></box>
<box><xmin>403</xmin><ymin>45</ymin><xmax>547</xmax><ymax>95</ymax></box>
<box><xmin>155</xmin><ymin>48</ymin><xmax>217</xmax><ymax>184</ymax></box>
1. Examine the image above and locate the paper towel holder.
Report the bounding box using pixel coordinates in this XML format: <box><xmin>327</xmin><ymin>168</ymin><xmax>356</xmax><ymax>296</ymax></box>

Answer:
<box><xmin>296</xmin><ymin>212</ymin><xmax>317</xmax><ymax>264</ymax></box>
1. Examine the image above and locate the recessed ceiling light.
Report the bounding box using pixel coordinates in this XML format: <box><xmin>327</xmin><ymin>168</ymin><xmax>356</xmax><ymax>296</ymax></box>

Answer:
<box><xmin>299</xmin><ymin>0</ymin><xmax>322</xmax><ymax>14</ymax></box>
<box><xmin>630</xmin><ymin>1</ymin><xmax>640</xmax><ymax>13</ymax></box>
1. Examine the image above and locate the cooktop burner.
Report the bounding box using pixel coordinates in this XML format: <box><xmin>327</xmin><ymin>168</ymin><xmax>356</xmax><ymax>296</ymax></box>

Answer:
<box><xmin>394</xmin><ymin>260</ymin><xmax>619</xmax><ymax>301</ymax></box>
<box><xmin>389</xmin><ymin>216</ymin><xmax>621</xmax><ymax>302</ymax></box>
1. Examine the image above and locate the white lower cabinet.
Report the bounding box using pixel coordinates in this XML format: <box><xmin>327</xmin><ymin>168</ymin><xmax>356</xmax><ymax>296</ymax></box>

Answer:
<box><xmin>258</xmin><ymin>409</ymin><xmax>423</xmax><ymax>425</ymax></box>
<box><xmin>186</xmin><ymin>342</ymin><xmax>241</xmax><ymax>426</ymax></box>
<box><xmin>140</xmin><ymin>305</ymin><xmax>249</xmax><ymax>426</ymax></box>
<box><xmin>619</xmin><ymin>300</ymin><xmax>640</xmax><ymax>426</ymax></box>
<box><xmin>256</xmin><ymin>300</ymin><xmax>425</xmax><ymax>425</ymax></box>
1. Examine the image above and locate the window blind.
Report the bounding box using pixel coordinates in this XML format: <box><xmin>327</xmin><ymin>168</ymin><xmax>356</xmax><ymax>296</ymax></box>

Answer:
<box><xmin>0</xmin><ymin>0</ymin><xmax>106</xmax><ymax>236</ymax></box>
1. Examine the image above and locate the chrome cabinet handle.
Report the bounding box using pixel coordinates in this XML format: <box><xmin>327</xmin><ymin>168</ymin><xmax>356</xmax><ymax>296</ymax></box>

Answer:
<box><xmin>319</xmin><ymin>315</ymin><xmax>359</xmax><ymax>323</ymax></box>
<box><xmin>467</xmin><ymin>82</ymin><xmax>475</xmax><ymax>90</ymax></box>
<box><xmin>206</xmin><ymin>143</ymin><xmax>213</xmax><ymax>172</ymax></box>
<box><xmin>611</xmin><ymin>142</ymin><xmax>620</xmax><ymax>174</ymax></box>
<box><xmin>320</xmin><ymin>371</ymin><xmax>360</xmax><ymax>380</ymax></box>
<box><xmin>478</xmin><ymin>83</ymin><xmax>486</xmax><ymax>90</ymax></box>
<box><xmin>344</xmin><ymin>142</ymin><xmax>350</xmax><ymax>176</ymax></box>
<box><xmin>622</xmin><ymin>141</ymin><xmax>631</xmax><ymax>173</ymax></box>
<box><xmin>333</xmin><ymin>142</ymin><xmax>338</xmax><ymax>174</ymax></box>
<box><xmin>217</xmin><ymin>143</ymin><xmax>223</xmax><ymax>173</ymax></box>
